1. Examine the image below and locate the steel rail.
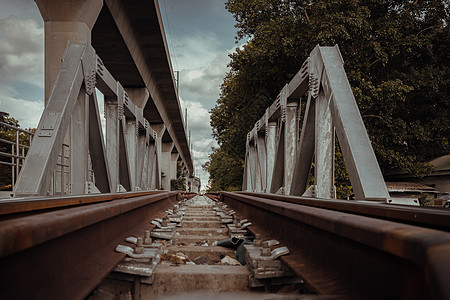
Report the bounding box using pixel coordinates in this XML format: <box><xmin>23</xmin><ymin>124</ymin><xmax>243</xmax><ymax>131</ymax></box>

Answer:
<box><xmin>237</xmin><ymin>191</ymin><xmax>450</xmax><ymax>231</ymax></box>
<box><xmin>0</xmin><ymin>190</ymin><xmax>167</xmax><ymax>215</ymax></box>
<box><xmin>0</xmin><ymin>191</ymin><xmax>180</xmax><ymax>300</ymax></box>
<box><xmin>221</xmin><ymin>192</ymin><xmax>450</xmax><ymax>299</ymax></box>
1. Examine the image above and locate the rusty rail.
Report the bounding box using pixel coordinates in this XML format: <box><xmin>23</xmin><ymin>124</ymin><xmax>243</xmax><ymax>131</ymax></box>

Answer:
<box><xmin>237</xmin><ymin>191</ymin><xmax>450</xmax><ymax>231</ymax></box>
<box><xmin>221</xmin><ymin>192</ymin><xmax>450</xmax><ymax>299</ymax></box>
<box><xmin>0</xmin><ymin>190</ymin><xmax>167</xmax><ymax>215</ymax></box>
<box><xmin>0</xmin><ymin>191</ymin><xmax>180</xmax><ymax>300</ymax></box>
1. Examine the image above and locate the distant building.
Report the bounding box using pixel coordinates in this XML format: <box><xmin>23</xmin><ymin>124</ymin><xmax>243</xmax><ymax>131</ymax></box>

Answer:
<box><xmin>386</xmin><ymin>155</ymin><xmax>450</xmax><ymax>206</ymax></box>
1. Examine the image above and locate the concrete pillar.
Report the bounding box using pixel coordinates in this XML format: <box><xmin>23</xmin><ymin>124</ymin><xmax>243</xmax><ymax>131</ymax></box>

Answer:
<box><xmin>183</xmin><ymin>168</ymin><xmax>189</xmax><ymax>191</ymax></box>
<box><xmin>151</xmin><ymin>124</ymin><xmax>165</xmax><ymax>189</ymax></box>
<box><xmin>125</xmin><ymin>88</ymin><xmax>149</xmax><ymax>110</ymax></box>
<box><xmin>35</xmin><ymin>0</ymin><xmax>103</xmax><ymax>103</ymax></box>
<box><xmin>161</xmin><ymin>142</ymin><xmax>173</xmax><ymax>191</ymax></box>
<box><xmin>188</xmin><ymin>177</ymin><xmax>192</xmax><ymax>192</ymax></box>
<box><xmin>171</xmin><ymin>153</ymin><xmax>179</xmax><ymax>189</ymax></box>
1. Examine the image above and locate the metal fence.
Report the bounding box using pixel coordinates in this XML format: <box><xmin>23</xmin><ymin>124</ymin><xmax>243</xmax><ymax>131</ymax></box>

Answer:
<box><xmin>0</xmin><ymin>121</ymin><xmax>34</xmax><ymax>191</ymax></box>
<box><xmin>0</xmin><ymin>121</ymin><xmax>97</xmax><ymax>195</ymax></box>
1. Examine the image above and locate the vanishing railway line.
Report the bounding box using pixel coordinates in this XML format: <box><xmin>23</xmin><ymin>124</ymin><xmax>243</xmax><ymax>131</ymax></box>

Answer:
<box><xmin>0</xmin><ymin>192</ymin><xmax>449</xmax><ymax>299</ymax></box>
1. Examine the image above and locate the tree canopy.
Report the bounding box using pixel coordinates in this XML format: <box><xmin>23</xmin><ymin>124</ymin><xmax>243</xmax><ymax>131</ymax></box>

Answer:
<box><xmin>205</xmin><ymin>0</ymin><xmax>449</xmax><ymax>194</ymax></box>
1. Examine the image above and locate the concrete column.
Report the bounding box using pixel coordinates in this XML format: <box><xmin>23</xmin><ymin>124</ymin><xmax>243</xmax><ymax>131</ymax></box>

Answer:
<box><xmin>171</xmin><ymin>153</ymin><xmax>179</xmax><ymax>189</ymax></box>
<box><xmin>151</xmin><ymin>124</ymin><xmax>165</xmax><ymax>189</ymax></box>
<box><xmin>125</xmin><ymin>88</ymin><xmax>149</xmax><ymax>110</ymax></box>
<box><xmin>183</xmin><ymin>169</ymin><xmax>189</xmax><ymax>191</ymax></box>
<box><xmin>161</xmin><ymin>142</ymin><xmax>174</xmax><ymax>191</ymax></box>
<box><xmin>147</xmin><ymin>141</ymin><xmax>157</xmax><ymax>190</ymax></box>
<box><xmin>35</xmin><ymin>0</ymin><xmax>103</xmax><ymax>103</ymax></box>
<box><xmin>188</xmin><ymin>177</ymin><xmax>193</xmax><ymax>192</ymax></box>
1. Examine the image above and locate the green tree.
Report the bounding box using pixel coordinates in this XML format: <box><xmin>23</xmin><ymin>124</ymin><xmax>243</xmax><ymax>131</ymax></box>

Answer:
<box><xmin>208</xmin><ymin>0</ymin><xmax>449</xmax><ymax>196</ymax></box>
<box><xmin>202</xmin><ymin>147</ymin><xmax>243</xmax><ymax>191</ymax></box>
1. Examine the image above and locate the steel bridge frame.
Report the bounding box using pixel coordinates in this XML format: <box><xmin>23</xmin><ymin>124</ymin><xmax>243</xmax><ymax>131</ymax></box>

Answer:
<box><xmin>243</xmin><ymin>45</ymin><xmax>413</xmax><ymax>205</ymax></box>
<box><xmin>14</xmin><ymin>43</ymin><xmax>168</xmax><ymax>196</ymax></box>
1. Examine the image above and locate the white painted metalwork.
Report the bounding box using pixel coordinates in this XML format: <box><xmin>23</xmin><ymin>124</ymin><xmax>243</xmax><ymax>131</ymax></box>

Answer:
<box><xmin>243</xmin><ymin>45</ymin><xmax>402</xmax><ymax>203</ymax></box>
<box><xmin>13</xmin><ymin>43</ymin><xmax>167</xmax><ymax>196</ymax></box>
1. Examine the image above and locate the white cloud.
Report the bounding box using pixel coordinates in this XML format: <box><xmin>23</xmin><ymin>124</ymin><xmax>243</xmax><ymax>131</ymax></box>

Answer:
<box><xmin>0</xmin><ymin>16</ymin><xmax>44</xmax><ymax>88</ymax></box>
<box><xmin>173</xmin><ymin>32</ymin><xmax>223</xmax><ymax>70</ymax></box>
<box><xmin>179</xmin><ymin>99</ymin><xmax>217</xmax><ymax>189</ymax></box>
<box><xmin>174</xmin><ymin>42</ymin><xmax>243</xmax><ymax>189</ymax></box>
<box><xmin>0</xmin><ymin>95</ymin><xmax>43</xmax><ymax>129</ymax></box>
<box><xmin>184</xmin><ymin>100</ymin><xmax>210</xmax><ymax>131</ymax></box>
<box><xmin>171</xmin><ymin>33</ymin><xmax>240</xmax><ymax>108</ymax></box>
<box><xmin>0</xmin><ymin>16</ymin><xmax>44</xmax><ymax>129</ymax></box>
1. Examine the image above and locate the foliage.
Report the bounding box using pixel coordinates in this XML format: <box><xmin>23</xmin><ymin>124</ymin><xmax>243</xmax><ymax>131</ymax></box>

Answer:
<box><xmin>202</xmin><ymin>147</ymin><xmax>243</xmax><ymax>192</ymax></box>
<box><xmin>171</xmin><ymin>161</ymin><xmax>187</xmax><ymax>191</ymax></box>
<box><xmin>208</xmin><ymin>0</ymin><xmax>449</xmax><ymax>196</ymax></box>
<box><xmin>417</xmin><ymin>192</ymin><xmax>433</xmax><ymax>207</ymax></box>
<box><xmin>335</xmin><ymin>143</ymin><xmax>352</xmax><ymax>199</ymax></box>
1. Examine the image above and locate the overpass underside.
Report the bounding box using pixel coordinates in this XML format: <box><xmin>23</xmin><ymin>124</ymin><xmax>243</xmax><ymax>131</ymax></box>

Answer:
<box><xmin>13</xmin><ymin>0</ymin><xmax>197</xmax><ymax>196</ymax></box>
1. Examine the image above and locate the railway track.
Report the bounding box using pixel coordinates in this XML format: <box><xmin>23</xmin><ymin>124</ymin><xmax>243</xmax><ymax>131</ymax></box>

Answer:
<box><xmin>0</xmin><ymin>192</ymin><xmax>449</xmax><ymax>299</ymax></box>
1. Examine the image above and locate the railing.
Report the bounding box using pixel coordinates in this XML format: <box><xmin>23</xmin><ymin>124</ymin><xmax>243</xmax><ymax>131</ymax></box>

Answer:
<box><xmin>0</xmin><ymin>122</ymin><xmax>34</xmax><ymax>191</ymax></box>
<box><xmin>0</xmin><ymin>122</ymin><xmax>96</xmax><ymax>195</ymax></box>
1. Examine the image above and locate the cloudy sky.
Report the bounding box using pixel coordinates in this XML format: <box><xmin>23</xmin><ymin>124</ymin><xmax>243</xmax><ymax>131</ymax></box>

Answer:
<box><xmin>0</xmin><ymin>0</ymin><xmax>242</xmax><ymax>190</ymax></box>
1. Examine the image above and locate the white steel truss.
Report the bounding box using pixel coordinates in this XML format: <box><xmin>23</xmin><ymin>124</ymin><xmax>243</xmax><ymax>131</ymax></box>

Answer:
<box><xmin>243</xmin><ymin>45</ymin><xmax>412</xmax><ymax>204</ymax></box>
<box><xmin>14</xmin><ymin>43</ymin><xmax>166</xmax><ymax>196</ymax></box>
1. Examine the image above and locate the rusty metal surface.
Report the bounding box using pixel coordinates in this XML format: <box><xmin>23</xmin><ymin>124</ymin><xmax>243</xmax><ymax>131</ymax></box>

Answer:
<box><xmin>205</xmin><ymin>193</ymin><xmax>220</xmax><ymax>201</ymax></box>
<box><xmin>182</xmin><ymin>192</ymin><xmax>198</xmax><ymax>200</ymax></box>
<box><xmin>0</xmin><ymin>191</ymin><xmax>179</xmax><ymax>300</ymax></box>
<box><xmin>0</xmin><ymin>190</ymin><xmax>166</xmax><ymax>216</ymax></box>
<box><xmin>222</xmin><ymin>192</ymin><xmax>450</xmax><ymax>299</ymax></box>
<box><xmin>238</xmin><ymin>191</ymin><xmax>450</xmax><ymax>231</ymax></box>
